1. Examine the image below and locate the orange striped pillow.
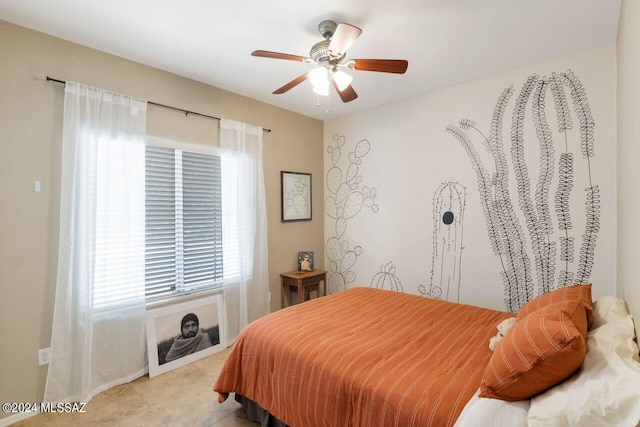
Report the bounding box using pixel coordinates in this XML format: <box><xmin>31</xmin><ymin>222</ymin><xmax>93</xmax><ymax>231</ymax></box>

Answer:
<box><xmin>480</xmin><ymin>299</ymin><xmax>588</xmax><ymax>401</ymax></box>
<box><xmin>517</xmin><ymin>284</ymin><xmax>594</xmax><ymax>328</ymax></box>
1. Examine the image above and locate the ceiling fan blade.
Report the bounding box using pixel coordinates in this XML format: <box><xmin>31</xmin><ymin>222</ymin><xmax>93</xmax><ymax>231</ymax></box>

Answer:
<box><xmin>350</xmin><ymin>59</ymin><xmax>408</xmax><ymax>74</ymax></box>
<box><xmin>328</xmin><ymin>23</ymin><xmax>362</xmax><ymax>56</ymax></box>
<box><xmin>273</xmin><ymin>74</ymin><xmax>309</xmax><ymax>94</ymax></box>
<box><xmin>332</xmin><ymin>80</ymin><xmax>358</xmax><ymax>103</ymax></box>
<box><xmin>252</xmin><ymin>50</ymin><xmax>308</xmax><ymax>62</ymax></box>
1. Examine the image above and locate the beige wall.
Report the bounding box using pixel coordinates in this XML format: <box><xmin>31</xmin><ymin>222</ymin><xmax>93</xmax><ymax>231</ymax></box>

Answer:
<box><xmin>617</xmin><ymin>0</ymin><xmax>640</xmax><ymax>342</ymax></box>
<box><xmin>0</xmin><ymin>19</ymin><xmax>323</xmax><ymax>414</ymax></box>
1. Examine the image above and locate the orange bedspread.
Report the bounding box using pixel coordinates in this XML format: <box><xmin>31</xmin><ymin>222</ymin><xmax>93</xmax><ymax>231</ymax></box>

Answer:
<box><xmin>214</xmin><ymin>287</ymin><xmax>512</xmax><ymax>427</ymax></box>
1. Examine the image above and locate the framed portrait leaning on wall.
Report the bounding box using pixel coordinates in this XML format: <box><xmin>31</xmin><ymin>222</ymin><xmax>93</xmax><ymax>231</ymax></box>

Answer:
<box><xmin>145</xmin><ymin>294</ymin><xmax>226</xmax><ymax>377</ymax></box>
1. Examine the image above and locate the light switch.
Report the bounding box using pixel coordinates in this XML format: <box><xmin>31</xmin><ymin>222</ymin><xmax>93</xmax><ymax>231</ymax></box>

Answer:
<box><xmin>34</xmin><ymin>180</ymin><xmax>41</xmax><ymax>192</ymax></box>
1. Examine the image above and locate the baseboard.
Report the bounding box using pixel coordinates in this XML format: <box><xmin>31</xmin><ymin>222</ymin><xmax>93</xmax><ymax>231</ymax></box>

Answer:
<box><xmin>0</xmin><ymin>411</ymin><xmax>36</xmax><ymax>426</ymax></box>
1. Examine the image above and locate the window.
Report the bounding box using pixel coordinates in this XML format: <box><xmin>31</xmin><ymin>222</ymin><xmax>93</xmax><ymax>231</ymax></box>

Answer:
<box><xmin>145</xmin><ymin>146</ymin><xmax>223</xmax><ymax>300</ymax></box>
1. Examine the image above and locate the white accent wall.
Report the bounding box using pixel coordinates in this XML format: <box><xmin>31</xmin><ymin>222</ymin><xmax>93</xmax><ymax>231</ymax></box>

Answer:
<box><xmin>324</xmin><ymin>44</ymin><xmax>616</xmax><ymax>313</ymax></box>
<box><xmin>617</xmin><ymin>0</ymin><xmax>640</xmax><ymax>342</ymax></box>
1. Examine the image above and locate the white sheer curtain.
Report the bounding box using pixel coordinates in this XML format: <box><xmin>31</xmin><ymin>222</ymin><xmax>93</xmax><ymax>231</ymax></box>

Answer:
<box><xmin>45</xmin><ymin>82</ymin><xmax>147</xmax><ymax>403</ymax></box>
<box><xmin>220</xmin><ymin>119</ymin><xmax>270</xmax><ymax>343</ymax></box>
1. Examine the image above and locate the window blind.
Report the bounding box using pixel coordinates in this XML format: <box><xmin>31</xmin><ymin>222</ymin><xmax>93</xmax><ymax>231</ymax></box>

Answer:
<box><xmin>145</xmin><ymin>146</ymin><xmax>223</xmax><ymax>300</ymax></box>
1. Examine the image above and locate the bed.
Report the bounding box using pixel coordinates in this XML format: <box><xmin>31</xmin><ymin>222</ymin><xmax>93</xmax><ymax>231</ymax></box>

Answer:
<box><xmin>214</xmin><ymin>285</ymin><xmax>640</xmax><ymax>427</ymax></box>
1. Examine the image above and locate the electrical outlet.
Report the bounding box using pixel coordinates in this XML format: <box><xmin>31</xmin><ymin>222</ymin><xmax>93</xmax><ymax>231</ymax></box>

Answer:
<box><xmin>38</xmin><ymin>347</ymin><xmax>50</xmax><ymax>366</ymax></box>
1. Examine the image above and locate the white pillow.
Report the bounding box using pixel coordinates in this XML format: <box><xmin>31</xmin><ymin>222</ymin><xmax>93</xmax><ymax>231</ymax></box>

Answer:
<box><xmin>592</xmin><ymin>295</ymin><xmax>638</xmax><ymax>331</ymax></box>
<box><xmin>454</xmin><ymin>389</ymin><xmax>529</xmax><ymax>427</ymax></box>
<box><xmin>527</xmin><ymin>296</ymin><xmax>640</xmax><ymax>427</ymax></box>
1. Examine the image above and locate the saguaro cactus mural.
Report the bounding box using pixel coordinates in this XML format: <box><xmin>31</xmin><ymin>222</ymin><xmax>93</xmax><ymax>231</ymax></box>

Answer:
<box><xmin>325</xmin><ymin>134</ymin><xmax>379</xmax><ymax>294</ymax></box>
<box><xmin>419</xmin><ymin>182</ymin><xmax>466</xmax><ymax>302</ymax></box>
<box><xmin>447</xmin><ymin>70</ymin><xmax>600</xmax><ymax>312</ymax></box>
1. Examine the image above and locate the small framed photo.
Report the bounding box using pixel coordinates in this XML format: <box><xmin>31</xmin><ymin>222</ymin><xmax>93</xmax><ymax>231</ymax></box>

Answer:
<box><xmin>281</xmin><ymin>171</ymin><xmax>312</xmax><ymax>221</ymax></box>
<box><xmin>145</xmin><ymin>294</ymin><xmax>226</xmax><ymax>378</ymax></box>
<box><xmin>298</xmin><ymin>251</ymin><xmax>314</xmax><ymax>272</ymax></box>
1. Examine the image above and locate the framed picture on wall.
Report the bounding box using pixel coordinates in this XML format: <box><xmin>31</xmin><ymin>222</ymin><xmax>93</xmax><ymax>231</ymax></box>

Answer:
<box><xmin>281</xmin><ymin>171</ymin><xmax>312</xmax><ymax>221</ymax></box>
<box><xmin>145</xmin><ymin>294</ymin><xmax>226</xmax><ymax>377</ymax></box>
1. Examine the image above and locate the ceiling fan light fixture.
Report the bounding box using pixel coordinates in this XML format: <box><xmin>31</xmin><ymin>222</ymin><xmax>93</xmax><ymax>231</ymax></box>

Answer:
<box><xmin>312</xmin><ymin>81</ymin><xmax>330</xmax><ymax>96</ymax></box>
<box><xmin>309</xmin><ymin>67</ymin><xmax>329</xmax><ymax>87</ymax></box>
<box><xmin>333</xmin><ymin>70</ymin><xmax>353</xmax><ymax>91</ymax></box>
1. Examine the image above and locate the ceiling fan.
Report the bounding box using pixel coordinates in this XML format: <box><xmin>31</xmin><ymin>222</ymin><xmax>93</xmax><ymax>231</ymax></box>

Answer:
<box><xmin>252</xmin><ymin>20</ymin><xmax>409</xmax><ymax>103</ymax></box>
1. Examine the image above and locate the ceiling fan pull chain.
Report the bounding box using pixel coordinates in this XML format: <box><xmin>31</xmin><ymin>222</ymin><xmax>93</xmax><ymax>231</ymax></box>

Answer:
<box><xmin>326</xmin><ymin>89</ymin><xmax>331</xmax><ymax>114</ymax></box>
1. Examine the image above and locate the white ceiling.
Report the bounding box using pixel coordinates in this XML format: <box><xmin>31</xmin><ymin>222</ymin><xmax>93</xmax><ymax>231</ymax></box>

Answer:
<box><xmin>0</xmin><ymin>0</ymin><xmax>621</xmax><ymax>121</ymax></box>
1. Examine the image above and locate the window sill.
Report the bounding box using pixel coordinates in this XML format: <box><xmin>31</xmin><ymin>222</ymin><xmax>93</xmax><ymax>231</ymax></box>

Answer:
<box><xmin>145</xmin><ymin>287</ymin><xmax>223</xmax><ymax>310</ymax></box>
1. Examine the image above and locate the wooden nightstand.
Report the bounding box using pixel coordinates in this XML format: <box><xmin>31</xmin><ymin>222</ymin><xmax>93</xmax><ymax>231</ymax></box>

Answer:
<box><xmin>280</xmin><ymin>270</ymin><xmax>327</xmax><ymax>308</ymax></box>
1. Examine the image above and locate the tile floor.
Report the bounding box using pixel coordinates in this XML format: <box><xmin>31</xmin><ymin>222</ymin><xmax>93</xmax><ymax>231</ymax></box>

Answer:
<box><xmin>10</xmin><ymin>347</ymin><xmax>258</xmax><ymax>427</ymax></box>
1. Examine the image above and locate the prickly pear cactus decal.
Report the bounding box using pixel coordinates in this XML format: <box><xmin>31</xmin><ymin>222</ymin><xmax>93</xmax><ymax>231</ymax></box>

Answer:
<box><xmin>325</xmin><ymin>134</ymin><xmax>379</xmax><ymax>294</ymax></box>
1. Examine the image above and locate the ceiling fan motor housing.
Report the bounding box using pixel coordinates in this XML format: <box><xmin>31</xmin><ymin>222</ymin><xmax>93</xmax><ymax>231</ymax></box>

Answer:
<box><xmin>310</xmin><ymin>40</ymin><xmax>333</xmax><ymax>65</ymax></box>
<box><xmin>311</xmin><ymin>21</ymin><xmax>345</xmax><ymax>67</ymax></box>
<box><xmin>318</xmin><ymin>20</ymin><xmax>337</xmax><ymax>39</ymax></box>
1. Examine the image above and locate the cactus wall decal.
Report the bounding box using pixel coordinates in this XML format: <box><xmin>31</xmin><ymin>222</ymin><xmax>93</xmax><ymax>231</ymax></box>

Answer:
<box><xmin>447</xmin><ymin>70</ymin><xmax>600</xmax><ymax>312</ymax></box>
<box><xmin>418</xmin><ymin>182</ymin><xmax>466</xmax><ymax>302</ymax></box>
<box><xmin>325</xmin><ymin>134</ymin><xmax>379</xmax><ymax>294</ymax></box>
<box><xmin>371</xmin><ymin>262</ymin><xmax>404</xmax><ymax>292</ymax></box>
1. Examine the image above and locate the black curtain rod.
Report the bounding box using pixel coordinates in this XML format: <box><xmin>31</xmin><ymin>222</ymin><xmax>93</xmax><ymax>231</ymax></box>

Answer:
<box><xmin>46</xmin><ymin>76</ymin><xmax>271</xmax><ymax>133</ymax></box>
